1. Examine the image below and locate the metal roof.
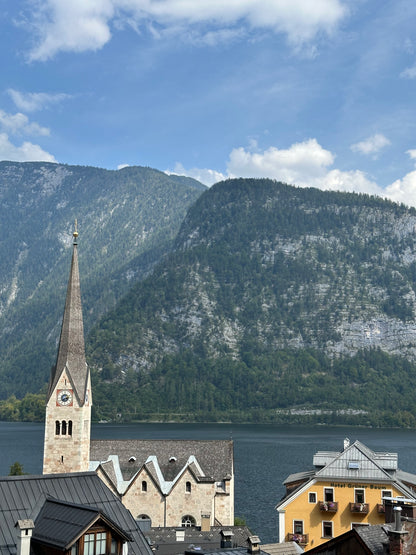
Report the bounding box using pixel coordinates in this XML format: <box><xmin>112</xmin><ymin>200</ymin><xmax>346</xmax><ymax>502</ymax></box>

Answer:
<box><xmin>33</xmin><ymin>497</ymin><xmax>131</xmax><ymax>550</ymax></box>
<box><xmin>0</xmin><ymin>472</ymin><xmax>152</xmax><ymax>555</ymax></box>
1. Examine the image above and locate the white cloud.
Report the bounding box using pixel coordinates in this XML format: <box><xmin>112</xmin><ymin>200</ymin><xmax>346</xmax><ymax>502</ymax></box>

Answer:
<box><xmin>167</xmin><ymin>139</ymin><xmax>416</xmax><ymax>209</ymax></box>
<box><xmin>166</xmin><ymin>163</ymin><xmax>225</xmax><ymax>186</ymax></box>
<box><xmin>24</xmin><ymin>0</ymin><xmax>348</xmax><ymax>61</ymax></box>
<box><xmin>406</xmin><ymin>149</ymin><xmax>416</xmax><ymax>161</ymax></box>
<box><xmin>384</xmin><ymin>171</ymin><xmax>416</xmax><ymax>206</ymax></box>
<box><xmin>0</xmin><ymin>110</ymin><xmax>50</xmax><ymax>136</ymax></box>
<box><xmin>350</xmin><ymin>133</ymin><xmax>391</xmax><ymax>156</ymax></box>
<box><xmin>117</xmin><ymin>163</ymin><xmax>130</xmax><ymax>169</ymax></box>
<box><xmin>7</xmin><ymin>89</ymin><xmax>71</xmax><ymax>112</ymax></box>
<box><xmin>227</xmin><ymin>139</ymin><xmax>334</xmax><ymax>185</ymax></box>
<box><xmin>0</xmin><ymin>132</ymin><xmax>57</xmax><ymax>163</ymax></box>
<box><xmin>400</xmin><ymin>64</ymin><xmax>416</xmax><ymax>79</ymax></box>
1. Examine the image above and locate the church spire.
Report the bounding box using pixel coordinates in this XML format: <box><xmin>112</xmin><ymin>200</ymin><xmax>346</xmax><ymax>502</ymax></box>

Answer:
<box><xmin>47</xmin><ymin>222</ymin><xmax>89</xmax><ymax>406</ymax></box>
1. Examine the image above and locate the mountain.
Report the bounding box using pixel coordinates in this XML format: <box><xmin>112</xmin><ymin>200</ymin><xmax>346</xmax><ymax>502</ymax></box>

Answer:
<box><xmin>0</xmin><ymin>161</ymin><xmax>205</xmax><ymax>398</ymax></box>
<box><xmin>87</xmin><ymin>178</ymin><xmax>416</xmax><ymax>426</ymax></box>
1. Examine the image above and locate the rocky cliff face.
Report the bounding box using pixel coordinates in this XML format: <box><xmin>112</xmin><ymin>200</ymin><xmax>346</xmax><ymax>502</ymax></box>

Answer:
<box><xmin>89</xmin><ymin>178</ymin><xmax>416</xmax><ymax>376</ymax></box>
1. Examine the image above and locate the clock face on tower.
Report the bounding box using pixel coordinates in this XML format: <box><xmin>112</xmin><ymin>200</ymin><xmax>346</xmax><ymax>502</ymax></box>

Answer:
<box><xmin>57</xmin><ymin>389</ymin><xmax>73</xmax><ymax>406</ymax></box>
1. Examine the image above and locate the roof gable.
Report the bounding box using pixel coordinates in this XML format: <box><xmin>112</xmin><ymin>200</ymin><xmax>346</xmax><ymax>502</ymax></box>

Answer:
<box><xmin>315</xmin><ymin>441</ymin><xmax>394</xmax><ymax>481</ymax></box>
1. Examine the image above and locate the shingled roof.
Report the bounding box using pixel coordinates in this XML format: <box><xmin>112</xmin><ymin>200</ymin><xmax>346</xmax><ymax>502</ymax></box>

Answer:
<box><xmin>90</xmin><ymin>439</ymin><xmax>233</xmax><ymax>494</ymax></box>
<box><xmin>47</xmin><ymin>235</ymin><xmax>89</xmax><ymax>407</ymax></box>
<box><xmin>0</xmin><ymin>472</ymin><xmax>152</xmax><ymax>555</ymax></box>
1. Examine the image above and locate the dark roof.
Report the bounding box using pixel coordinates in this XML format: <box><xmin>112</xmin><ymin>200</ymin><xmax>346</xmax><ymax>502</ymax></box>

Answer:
<box><xmin>48</xmin><ymin>239</ymin><xmax>89</xmax><ymax>406</ymax></box>
<box><xmin>33</xmin><ymin>497</ymin><xmax>131</xmax><ymax>550</ymax></box>
<box><xmin>90</xmin><ymin>439</ymin><xmax>233</xmax><ymax>482</ymax></box>
<box><xmin>144</xmin><ymin>526</ymin><xmax>252</xmax><ymax>555</ymax></box>
<box><xmin>354</xmin><ymin>525</ymin><xmax>389</xmax><ymax>555</ymax></box>
<box><xmin>0</xmin><ymin>472</ymin><xmax>152</xmax><ymax>555</ymax></box>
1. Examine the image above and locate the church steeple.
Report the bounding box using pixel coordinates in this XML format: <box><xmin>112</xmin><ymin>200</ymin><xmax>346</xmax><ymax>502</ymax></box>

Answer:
<box><xmin>43</xmin><ymin>223</ymin><xmax>92</xmax><ymax>474</ymax></box>
<box><xmin>47</xmin><ymin>221</ymin><xmax>89</xmax><ymax>407</ymax></box>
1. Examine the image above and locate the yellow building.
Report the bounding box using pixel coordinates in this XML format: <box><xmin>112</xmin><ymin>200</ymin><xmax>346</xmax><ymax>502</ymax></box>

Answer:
<box><xmin>276</xmin><ymin>439</ymin><xmax>416</xmax><ymax>551</ymax></box>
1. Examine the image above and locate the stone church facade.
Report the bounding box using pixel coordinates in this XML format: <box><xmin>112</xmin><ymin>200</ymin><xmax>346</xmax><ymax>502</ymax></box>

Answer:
<box><xmin>43</xmin><ymin>227</ymin><xmax>234</xmax><ymax>528</ymax></box>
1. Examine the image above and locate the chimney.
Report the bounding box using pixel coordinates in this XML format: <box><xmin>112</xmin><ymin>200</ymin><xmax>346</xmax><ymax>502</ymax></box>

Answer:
<box><xmin>344</xmin><ymin>438</ymin><xmax>350</xmax><ymax>450</ymax></box>
<box><xmin>15</xmin><ymin>520</ymin><xmax>34</xmax><ymax>555</ymax></box>
<box><xmin>247</xmin><ymin>535</ymin><xmax>261</xmax><ymax>554</ymax></box>
<box><xmin>201</xmin><ymin>514</ymin><xmax>211</xmax><ymax>532</ymax></box>
<box><xmin>175</xmin><ymin>529</ymin><xmax>185</xmax><ymax>542</ymax></box>
<box><xmin>387</xmin><ymin>507</ymin><xmax>408</xmax><ymax>555</ymax></box>
<box><xmin>220</xmin><ymin>530</ymin><xmax>233</xmax><ymax>548</ymax></box>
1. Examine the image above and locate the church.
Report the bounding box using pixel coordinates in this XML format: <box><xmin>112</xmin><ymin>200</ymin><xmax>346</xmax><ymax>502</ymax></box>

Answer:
<box><xmin>42</xmin><ymin>226</ymin><xmax>234</xmax><ymax>528</ymax></box>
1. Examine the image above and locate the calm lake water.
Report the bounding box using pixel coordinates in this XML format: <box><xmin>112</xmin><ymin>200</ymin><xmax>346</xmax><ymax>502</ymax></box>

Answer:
<box><xmin>2</xmin><ymin>422</ymin><xmax>416</xmax><ymax>543</ymax></box>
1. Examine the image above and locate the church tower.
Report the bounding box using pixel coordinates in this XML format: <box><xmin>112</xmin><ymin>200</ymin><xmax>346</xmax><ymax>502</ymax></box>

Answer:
<box><xmin>43</xmin><ymin>223</ymin><xmax>92</xmax><ymax>474</ymax></box>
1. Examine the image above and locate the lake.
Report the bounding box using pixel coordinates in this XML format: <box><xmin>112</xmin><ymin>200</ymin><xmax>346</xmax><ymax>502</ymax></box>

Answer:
<box><xmin>1</xmin><ymin>422</ymin><xmax>416</xmax><ymax>543</ymax></box>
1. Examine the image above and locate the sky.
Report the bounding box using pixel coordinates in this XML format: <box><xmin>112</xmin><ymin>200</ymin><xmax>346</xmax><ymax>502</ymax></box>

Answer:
<box><xmin>3</xmin><ymin>0</ymin><xmax>416</xmax><ymax>206</ymax></box>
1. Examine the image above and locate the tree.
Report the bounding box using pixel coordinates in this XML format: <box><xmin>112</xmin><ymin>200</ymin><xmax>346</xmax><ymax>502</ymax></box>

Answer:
<box><xmin>9</xmin><ymin>461</ymin><xmax>25</xmax><ymax>475</ymax></box>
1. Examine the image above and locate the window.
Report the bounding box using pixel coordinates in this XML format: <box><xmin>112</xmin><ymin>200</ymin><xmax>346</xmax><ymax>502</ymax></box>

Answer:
<box><xmin>68</xmin><ymin>420</ymin><xmax>73</xmax><ymax>436</ymax></box>
<box><xmin>181</xmin><ymin>515</ymin><xmax>196</xmax><ymax>527</ymax></box>
<box><xmin>83</xmin><ymin>532</ymin><xmax>109</xmax><ymax>555</ymax></box>
<box><xmin>322</xmin><ymin>521</ymin><xmax>333</xmax><ymax>538</ymax></box>
<box><xmin>71</xmin><ymin>542</ymin><xmax>78</xmax><ymax>555</ymax></box>
<box><xmin>55</xmin><ymin>421</ymin><xmax>60</xmax><ymax>435</ymax></box>
<box><xmin>355</xmin><ymin>489</ymin><xmax>365</xmax><ymax>503</ymax></box>
<box><xmin>62</xmin><ymin>420</ymin><xmax>67</xmax><ymax>435</ymax></box>
<box><xmin>293</xmin><ymin>520</ymin><xmax>303</xmax><ymax>534</ymax></box>
<box><xmin>324</xmin><ymin>488</ymin><xmax>334</xmax><ymax>502</ymax></box>
<box><xmin>382</xmin><ymin>490</ymin><xmax>392</xmax><ymax>499</ymax></box>
<box><xmin>309</xmin><ymin>492</ymin><xmax>317</xmax><ymax>503</ymax></box>
<box><xmin>351</xmin><ymin>523</ymin><xmax>369</xmax><ymax>529</ymax></box>
<box><xmin>141</xmin><ymin>480</ymin><xmax>147</xmax><ymax>492</ymax></box>
<box><xmin>186</xmin><ymin>481</ymin><xmax>191</xmax><ymax>493</ymax></box>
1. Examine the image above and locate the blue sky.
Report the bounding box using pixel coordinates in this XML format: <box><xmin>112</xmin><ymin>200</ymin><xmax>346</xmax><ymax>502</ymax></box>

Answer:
<box><xmin>3</xmin><ymin>0</ymin><xmax>416</xmax><ymax>205</ymax></box>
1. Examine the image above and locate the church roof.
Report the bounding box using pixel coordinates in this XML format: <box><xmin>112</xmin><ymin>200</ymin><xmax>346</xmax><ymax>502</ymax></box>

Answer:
<box><xmin>0</xmin><ymin>472</ymin><xmax>152</xmax><ymax>555</ymax></box>
<box><xmin>90</xmin><ymin>439</ymin><xmax>233</xmax><ymax>494</ymax></box>
<box><xmin>47</xmin><ymin>233</ymin><xmax>89</xmax><ymax>406</ymax></box>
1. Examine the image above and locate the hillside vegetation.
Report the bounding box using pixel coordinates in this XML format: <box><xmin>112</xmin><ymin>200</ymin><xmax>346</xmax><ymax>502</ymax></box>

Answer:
<box><xmin>0</xmin><ymin>161</ymin><xmax>204</xmax><ymax>397</ymax></box>
<box><xmin>87</xmin><ymin>179</ymin><xmax>416</xmax><ymax>426</ymax></box>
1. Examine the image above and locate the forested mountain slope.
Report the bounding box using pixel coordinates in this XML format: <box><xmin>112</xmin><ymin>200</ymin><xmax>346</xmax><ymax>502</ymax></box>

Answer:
<box><xmin>0</xmin><ymin>161</ymin><xmax>204</xmax><ymax>398</ymax></box>
<box><xmin>87</xmin><ymin>178</ymin><xmax>416</xmax><ymax>426</ymax></box>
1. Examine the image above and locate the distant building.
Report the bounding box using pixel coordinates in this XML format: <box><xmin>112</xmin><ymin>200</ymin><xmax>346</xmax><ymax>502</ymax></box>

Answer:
<box><xmin>275</xmin><ymin>438</ymin><xmax>416</xmax><ymax>551</ymax></box>
<box><xmin>43</xmin><ymin>226</ymin><xmax>234</xmax><ymax>528</ymax></box>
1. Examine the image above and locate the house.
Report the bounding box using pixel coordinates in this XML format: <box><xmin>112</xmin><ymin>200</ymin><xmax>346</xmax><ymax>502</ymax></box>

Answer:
<box><xmin>42</xmin><ymin>225</ymin><xmax>234</xmax><ymax>527</ymax></box>
<box><xmin>276</xmin><ymin>438</ymin><xmax>416</xmax><ymax>551</ymax></box>
<box><xmin>306</xmin><ymin>503</ymin><xmax>416</xmax><ymax>554</ymax></box>
<box><xmin>0</xmin><ymin>471</ymin><xmax>153</xmax><ymax>555</ymax></box>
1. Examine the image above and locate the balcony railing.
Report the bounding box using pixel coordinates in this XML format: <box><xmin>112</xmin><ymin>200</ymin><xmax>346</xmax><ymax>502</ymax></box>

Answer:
<box><xmin>377</xmin><ymin>503</ymin><xmax>385</xmax><ymax>514</ymax></box>
<box><xmin>350</xmin><ymin>502</ymin><xmax>369</xmax><ymax>514</ymax></box>
<box><xmin>319</xmin><ymin>500</ymin><xmax>338</xmax><ymax>512</ymax></box>
<box><xmin>288</xmin><ymin>533</ymin><xmax>308</xmax><ymax>545</ymax></box>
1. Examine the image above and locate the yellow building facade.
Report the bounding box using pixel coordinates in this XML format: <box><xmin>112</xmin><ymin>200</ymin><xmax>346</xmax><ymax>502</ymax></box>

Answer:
<box><xmin>276</xmin><ymin>439</ymin><xmax>416</xmax><ymax>551</ymax></box>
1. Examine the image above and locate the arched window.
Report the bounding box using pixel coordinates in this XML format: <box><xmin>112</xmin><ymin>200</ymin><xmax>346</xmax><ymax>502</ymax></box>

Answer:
<box><xmin>142</xmin><ymin>480</ymin><xmax>147</xmax><ymax>492</ymax></box>
<box><xmin>55</xmin><ymin>421</ymin><xmax>61</xmax><ymax>435</ymax></box>
<box><xmin>68</xmin><ymin>421</ymin><xmax>73</xmax><ymax>436</ymax></box>
<box><xmin>181</xmin><ymin>515</ymin><xmax>196</xmax><ymax>528</ymax></box>
<box><xmin>137</xmin><ymin>514</ymin><xmax>151</xmax><ymax>521</ymax></box>
<box><xmin>62</xmin><ymin>420</ymin><xmax>67</xmax><ymax>435</ymax></box>
<box><xmin>186</xmin><ymin>481</ymin><xmax>191</xmax><ymax>493</ymax></box>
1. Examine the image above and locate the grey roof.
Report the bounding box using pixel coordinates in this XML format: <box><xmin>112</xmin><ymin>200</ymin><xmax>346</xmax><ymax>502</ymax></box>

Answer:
<box><xmin>354</xmin><ymin>525</ymin><xmax>389</xmax><ymax>555</ymax></box>
<box><xmin>144</xmin><ymin>526</ymin><xmax>252</xmax><ymax>555</ymax></box>
<box><xmin>48</xmin><ymin>239</ymin><xmax>89</xmax><ymax>406</ymax></box>
<box><xmin>90</xmin><ymin>439</ymin><xmax>233</xmax><ymax>483</ymax></box>
<box><xmin>262</xmin><ymin>543</ymin><xmax>304</xmax><ymax>555</ymax></box>
<box><xmin>0</xmin><ymin>472</ymin><xmax>152</xmax><ymax>555</ymax></box>
<box><xmin>33</xmin><ymin>497</ymin><xmax>131</xmax><ymax>550</ymax></box>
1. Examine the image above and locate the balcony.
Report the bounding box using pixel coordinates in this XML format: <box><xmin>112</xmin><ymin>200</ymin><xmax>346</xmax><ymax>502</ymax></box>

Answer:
<box><xmin>377</xmin><ymin>503</ymin><xmax>385</xmax><ymax>514</ymax></box>
<box><xmin>350</xmin><ymin>502</ymin><xmax>369</xmax><ymax>514</ymax></box>
<box><xmin>288</xmin><ymin>533</ymin><xmax>308</xmax><ymax>545</ymax></box>
<box><xmin>319</xmin><ymin>500</ymin><xmax>338</xmax><ymax>513</ymax></box>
